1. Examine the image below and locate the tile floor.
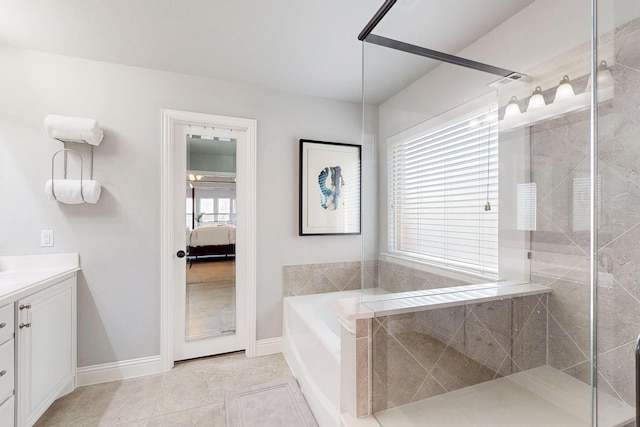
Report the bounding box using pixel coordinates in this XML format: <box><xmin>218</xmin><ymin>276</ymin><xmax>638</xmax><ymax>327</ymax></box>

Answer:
<box><xmin>34</xmin><ymin>352</ymin><xmax>294</xmax><ymax>426</ymax></box>
<box><xmin>187</xmin><ymin>282</ymin><xmax>236</xmax><ymax>338</ymax></box>
<box><xmin>186</xmin><ymin>260</ymin><xmax>236</xmax><ymax>339</ymax></box>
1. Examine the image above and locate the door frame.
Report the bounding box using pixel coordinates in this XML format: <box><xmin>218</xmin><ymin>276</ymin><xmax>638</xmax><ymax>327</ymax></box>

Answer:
<box><xmin>160</xmin><ymin>108</ymin><xmax>257</xmax><ymax>372</ymax></box>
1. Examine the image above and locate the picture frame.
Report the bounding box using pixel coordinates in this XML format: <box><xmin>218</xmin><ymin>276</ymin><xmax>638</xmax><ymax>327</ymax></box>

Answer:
<box><xmin>299</xmin><ymin>139</ymin><xmax>361</xmax><ymax>235</ymax></box>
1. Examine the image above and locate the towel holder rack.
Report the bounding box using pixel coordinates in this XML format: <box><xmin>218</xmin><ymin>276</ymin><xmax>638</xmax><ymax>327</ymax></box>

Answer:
<box><xmin>43</xmin><ymin>114</ymin><xmax>104</xmax><ymax>204</ymax></box>
<box><xmin>51</xmin><ymin>148</ymin><xmax>87</xmax><ymax>203</ymax></box>
<box><xmin>51</xmin><ymin>138</ymin><xmax>93</xmax><ymax>179</ymax></box>
<box><xmin>54</xmin><ymin>140</ymin><xmax>94</xmax><ymax>180</ymax></box>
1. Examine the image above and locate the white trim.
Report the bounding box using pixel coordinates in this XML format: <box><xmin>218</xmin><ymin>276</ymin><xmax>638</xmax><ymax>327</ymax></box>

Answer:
<box><xmin>76</xmin><ymin>356</ymin><xmax>163</xmax><ymax>386</ymax></box>
<box><xmin>160</xmin><ymin>109</ymin><xmax>258</xmax><ymax>373</ymax></box>
<box><xmin>255</xmin><ymin>337</ymin><xmax>283</xmax><ymax>356</ymax></box>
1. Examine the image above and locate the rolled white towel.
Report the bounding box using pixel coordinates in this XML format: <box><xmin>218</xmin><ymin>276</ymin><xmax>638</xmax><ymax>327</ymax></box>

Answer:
<box><xmin>45</xmin><ymin>179</ymin><xmax>102</xmax><ymax>204</ymax></box>
<box><xmin>44</xmin><ymin>114</ymin><xmax>104</xmax><ymax>146</ymax></box>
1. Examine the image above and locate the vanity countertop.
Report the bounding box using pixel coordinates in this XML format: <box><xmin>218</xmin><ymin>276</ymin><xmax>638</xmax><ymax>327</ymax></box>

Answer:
<box><xmin>0</xmin><ymin>253</ymin><xmax>80</xmax><ymax>306</ymax></box>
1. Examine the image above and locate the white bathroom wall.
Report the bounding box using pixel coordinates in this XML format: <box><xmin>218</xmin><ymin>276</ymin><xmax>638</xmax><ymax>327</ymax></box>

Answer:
<box><xmin>0</xmin><ymin>45</ymin><xmax>377</xmax><ymax>366</ymax></box>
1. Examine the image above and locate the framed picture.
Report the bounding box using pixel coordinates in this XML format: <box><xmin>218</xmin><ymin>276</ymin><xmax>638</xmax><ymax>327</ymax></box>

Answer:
<box><xmin>299</xmin><ymin>139</ymin><xmax>361</xmax><ymax>235</ymax></box>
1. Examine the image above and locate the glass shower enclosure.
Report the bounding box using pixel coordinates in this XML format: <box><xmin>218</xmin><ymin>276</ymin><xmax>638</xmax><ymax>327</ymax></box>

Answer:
<box><xmin>359</xmin><ymin>0</ymin><xmax>640</xmax><ymax>425</ymax></box>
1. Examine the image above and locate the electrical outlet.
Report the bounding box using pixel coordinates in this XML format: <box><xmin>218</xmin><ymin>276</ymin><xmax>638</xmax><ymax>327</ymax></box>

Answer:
<box><xmin>41</xmin><ymin>230</ymin><xmax>54</xmax><ymax>247</ymax></box>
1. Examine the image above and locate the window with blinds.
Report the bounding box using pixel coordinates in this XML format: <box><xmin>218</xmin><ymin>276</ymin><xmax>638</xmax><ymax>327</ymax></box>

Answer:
<box><xmin>388</xmin><ymin>110</ymin><xmax>499</xmax><ymax>278</ymax></box>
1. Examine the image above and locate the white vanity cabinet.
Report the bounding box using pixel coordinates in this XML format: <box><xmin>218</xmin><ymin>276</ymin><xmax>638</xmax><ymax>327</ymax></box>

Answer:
<box><xmin>0</xmin><ymin>303</ymin><xmax>15</xmax><ymax>427</ymax></box>
<box><xmin>0</xmin><ymin>253</ymin><xmax>79</xmax><ymax>427</ymax></box>
<box><xmin>16</xmin><ymin>276</ymin><xmax>77</xmax><ymax>427</ymax></box>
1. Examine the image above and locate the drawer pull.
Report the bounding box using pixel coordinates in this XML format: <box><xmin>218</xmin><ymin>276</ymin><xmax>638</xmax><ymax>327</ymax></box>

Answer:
<box><xmin>19</xmin><ymin>304</ymin><xmax>31</xmax><ymax>310</ymax></box>
<box><xmin>0</xmin><ymin>370</ymin><xmax>5</xmax><ymax>377</ymax></box>
<box><xmin>19</xmin><ymin>323</ymin><xmax>30</xmax><ymax>329</ymax></box>
<box><xmin>0</xmin><ymin>323</ymin><xmax>5</xmax><ymax>328</ymax></box>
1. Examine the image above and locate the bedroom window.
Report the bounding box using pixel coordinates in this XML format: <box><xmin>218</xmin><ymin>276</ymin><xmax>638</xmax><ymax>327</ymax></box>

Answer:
<box><xmin>388</xmin><ymin>109</ymin><xmax>498</xmax><ymax>279</ymax></box>
<box><xmin>186</xmin><ymin>197</ymin><xmax>193</xmax><ymax>229</ymax></box>
<box><xmin>196</xmin><ymin>195</ymin><xmax>236</xmax><ymax>224</ymax></box>
<box><xmin>200</xmin><ymin>198</ymin><xmax>215</xmax><ymax>222</ymax></box>
<box><xmin>218</xmin><ymin>198</ymin><xmax>231</xmax><ymax>222</ymax></box>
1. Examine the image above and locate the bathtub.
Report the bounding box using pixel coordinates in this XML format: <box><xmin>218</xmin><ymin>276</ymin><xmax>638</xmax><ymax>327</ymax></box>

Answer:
<box><xmin>283</xmin><ymin>290</ymin><xmax>361</xmax><ymax>427</ymax></box>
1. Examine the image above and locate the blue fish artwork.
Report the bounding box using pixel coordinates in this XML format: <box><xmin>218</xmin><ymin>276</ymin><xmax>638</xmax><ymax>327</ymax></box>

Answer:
<box><xmin>318</xmin><ymin>166</ymin><xmax>344</xmax><ymax>210</ymax></box>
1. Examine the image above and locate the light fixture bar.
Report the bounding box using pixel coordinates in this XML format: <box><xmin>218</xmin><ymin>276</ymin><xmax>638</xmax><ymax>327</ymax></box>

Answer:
<box><xmin>363</xmin><ymin>34</ymin><xmax>521</xmax><ymax>78</ymax></box>
<box><xmin>358</xmin><ymin>0</ymin><xmax>397</xmax><ymax>41</ymax></box>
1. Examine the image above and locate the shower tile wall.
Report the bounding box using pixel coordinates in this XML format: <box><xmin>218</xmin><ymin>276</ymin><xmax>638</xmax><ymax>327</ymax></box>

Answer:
<box><xmin>530</xmin><ymin>16</ymin><xmax>640</xmax><ymax>408</ymax></box>
<box><xmin>597</xmin><ymin>16</ymin><xmax>640</xmax><ymax>407</ymax></box>
<box><xmin>371</xmin><ymin>295</ymin><xmax>547</xmax><ymax>412</ymax></box>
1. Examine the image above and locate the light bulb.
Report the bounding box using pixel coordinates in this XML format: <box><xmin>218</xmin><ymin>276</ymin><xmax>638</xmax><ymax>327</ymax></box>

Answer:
<box><xmin>554</xmin><ymin>75</ymin><xmax>575</xmax><ymax>102</ymax></box>
<box><xmin>503</xmin><ymin>96</ymin><xmax>522</xmax><ymax>119</ymax></box>
<box><xmin>188</xmin><ymin>174</ymin><xmax>196</xmax><ymax>181</ymax></box>
<box><xmin>587</xmin><ymin>60</ymin><xmax>614</xmax><ymax>91</ymax></box>
<box><xmin>527</xmin><ymin>86</ymin><xmax>546</xmax><ymax>111</ymax></box>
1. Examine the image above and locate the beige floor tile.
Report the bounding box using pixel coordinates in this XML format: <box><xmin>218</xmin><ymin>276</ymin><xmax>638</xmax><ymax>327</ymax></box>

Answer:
<box><xmin>35</xmin><ymin>352</ymin><xmax>292</xmax><ymax>427</ymax></box>
<box><xmin>147</xmin><ymin>402</ymin><xmax>226</xmax><ymax>427</ymax></box>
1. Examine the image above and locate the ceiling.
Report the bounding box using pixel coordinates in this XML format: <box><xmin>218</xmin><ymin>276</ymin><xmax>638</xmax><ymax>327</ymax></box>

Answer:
<box><xmin>0</xmin><ymin>0</ymin><xmax>534</xmax><ymax>104</ymax></box>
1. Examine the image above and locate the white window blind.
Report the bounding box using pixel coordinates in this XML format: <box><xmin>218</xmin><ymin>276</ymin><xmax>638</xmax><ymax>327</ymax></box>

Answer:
<box><xmin>388</xmin><ymin>111</ymin><xmax>499</xmax><ymax>278</ymax></box>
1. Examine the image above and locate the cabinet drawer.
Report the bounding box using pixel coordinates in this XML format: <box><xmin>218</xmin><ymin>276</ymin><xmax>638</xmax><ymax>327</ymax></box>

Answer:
<box><xmin>0</xmin><ymin>339</ymin><xmax>14</xmax><ymax>404</ymax></box>
<box><xmin>0</xmin><ymin>304</ymin><xmax>12</xmax><ymax>346</ymax></box>
<box><xmin>0</xmin><ymin>395</ymin><xmax>14</xmax><ymax>427</ymax></box>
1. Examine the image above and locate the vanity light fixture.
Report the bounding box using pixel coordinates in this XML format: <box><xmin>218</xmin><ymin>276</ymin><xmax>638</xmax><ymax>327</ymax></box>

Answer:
<box><xmin>586</xmin><ymin>60</ymin><xmax>614</xmax><ymax>91</ymax></box>
<box><xmin>188</xmin><ymin>174</ymin><xmax>196</xmax><ymax>181</ymax></box>
<box><xmin>554</xmin><ymin>75</ymin><xmax>575</xmax><ymax>102</ymax></box>
<box><xmin>503</xmin><ymin>96</ymin><xmax>522</xmax><ymax>119</ymax></box>
<box><xmin>527</xmin><ymin>86</ymin><xmax>546</xmax><ymax>111</ymax></box>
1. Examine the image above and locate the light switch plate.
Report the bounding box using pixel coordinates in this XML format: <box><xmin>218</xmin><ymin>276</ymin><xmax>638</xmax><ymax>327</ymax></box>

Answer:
<box><xmin>41</xmin><ymin>230</ymin><xmax>54</xmax><ymax>247</ymax></box>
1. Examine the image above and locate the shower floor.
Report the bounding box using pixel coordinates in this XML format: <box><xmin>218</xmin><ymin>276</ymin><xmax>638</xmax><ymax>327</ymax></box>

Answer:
<box><xmin>374</xmin><ymin>366</ymin><xmax>634</xmax><ymax>427</ymax></box>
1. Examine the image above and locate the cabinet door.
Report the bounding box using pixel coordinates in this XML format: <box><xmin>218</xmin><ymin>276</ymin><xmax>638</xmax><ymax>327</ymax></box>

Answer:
<box><xmin>0</xmin><ymin>396</ymin><xmax>15</xmax><ymax>427</ymax></box>
<box><xmin>17</xmin><ymin>276</ymin><xmax>76</xmax><ymax>427</ymax></box>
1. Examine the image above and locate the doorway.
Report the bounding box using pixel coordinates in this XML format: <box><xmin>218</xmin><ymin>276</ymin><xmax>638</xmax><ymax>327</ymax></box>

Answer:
<box><xmin>160</xmin><ymin>109</ymin><xmax>257</xmax><ymax>369</ymax></box>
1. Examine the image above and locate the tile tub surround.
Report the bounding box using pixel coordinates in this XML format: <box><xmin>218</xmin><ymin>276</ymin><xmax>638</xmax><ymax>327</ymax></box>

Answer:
<box><xmin>332</xmin><ymin>284</ymin><xmax>551</xmax><ymax>417</ymax></box>
<box><xmin>355</xmin><ymin>318</ymin><xmax>372</xmax><ymax>418</ymax></box>
<box><xmin>283</xmin><ymin>261</ymin><xmax>377</xmax><ymax>296</ymax></box>
<box><xmin>376</xmin><ymin>259</ymin><xmax>474</xmax><ymax>293</ymax></box>
<box><xmin>370</xmin><ymin>295</ymin><xmax>548</xmax><ymax>413</ymax></box>
<box><xmin>34</xmin><ymin>352</ymin><xmax>294</xmax><ymax>426</ymax></box>
<box><xmin>528</xmin><ymin>16</ymin><xmax>640</xmax><ymax>409</ymax></box>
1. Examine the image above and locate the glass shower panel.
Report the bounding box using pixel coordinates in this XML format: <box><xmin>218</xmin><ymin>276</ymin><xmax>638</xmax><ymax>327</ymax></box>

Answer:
<box><xmin>595</xmin><ymin>2</ymin><xmax>640</xmax><ymax>426</ymax></box>
<box><xmin>359</xmin><ymin>0</ymin><xmax>632</xmax><ymax>425</ymax></box>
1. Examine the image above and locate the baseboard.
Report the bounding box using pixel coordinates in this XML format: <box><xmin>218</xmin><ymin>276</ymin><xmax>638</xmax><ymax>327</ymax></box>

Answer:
<box><xmin>76</xmin><ymin>355</ymin><xmax>163</xmax><ymax>386</ymax></box>
<box><xmin>77</xmin><ymin>340</ymin><xmax>280</xmax><ymax>385</ymax></box>
<box><xmin>256</xmin><ymin>337</ymin><xmax>283</xmax><ymax>356</ymax></box>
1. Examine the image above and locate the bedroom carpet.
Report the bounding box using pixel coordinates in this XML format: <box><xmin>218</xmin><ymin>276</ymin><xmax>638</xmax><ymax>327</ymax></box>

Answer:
<box><xmin>225</xmin><ymin>377</ymin><xmax>318</xmax><ymax>427</ymax></box>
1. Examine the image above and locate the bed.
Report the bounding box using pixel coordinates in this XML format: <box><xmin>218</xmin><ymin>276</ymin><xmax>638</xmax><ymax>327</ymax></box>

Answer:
<box><xmin>187</xmin><ymin>223</ymin><xmax>236</xmax><ymax>260</ymax></box>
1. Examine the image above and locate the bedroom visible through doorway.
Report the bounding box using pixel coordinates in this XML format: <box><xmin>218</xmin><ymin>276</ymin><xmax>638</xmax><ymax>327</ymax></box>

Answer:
<box><xmin>162</xmin><ymin>109</ymin><xmax>257</xmax><ymax>364</ymax></box>
<box><xmin>185</xmin><ymin>135</ymin><xmax>238</xmax><ymax>340</ymax></box>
